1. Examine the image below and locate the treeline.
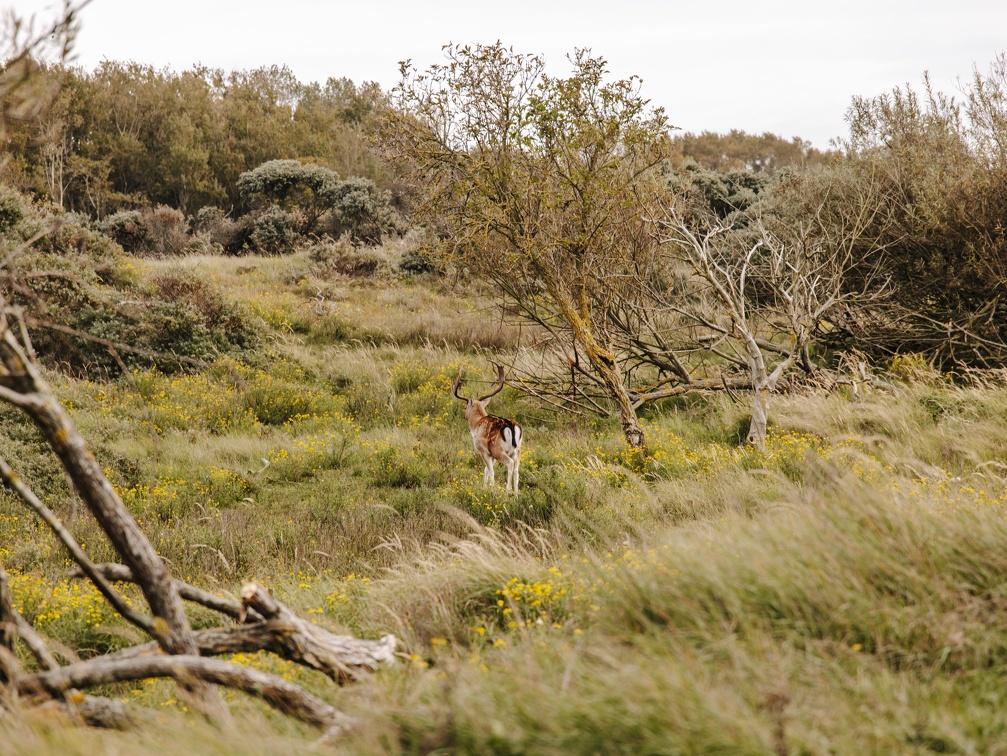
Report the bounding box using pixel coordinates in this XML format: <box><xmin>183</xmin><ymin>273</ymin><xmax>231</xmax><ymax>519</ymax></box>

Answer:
<box><xmin>0</xmin><ymin>59</ymin><xmax>833</xmax><ymax>221</ymax></box>
<box><xmin>672</xmin><ymin>129</ymin><xmax>835</xmax><ymax>174</ymax></box>
<box><xmin>1</xmin><ymin>61</ymin><xmax>389</xmax><ymax>217</ymax></box>
<box><xmin>6</xmin><ymin>46</ymin><xmax>1007</xmax><ymax>387</ymax></box>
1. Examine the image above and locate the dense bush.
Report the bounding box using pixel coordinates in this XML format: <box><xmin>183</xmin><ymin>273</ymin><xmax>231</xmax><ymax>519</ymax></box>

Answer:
<box><xmin>237</xmin><ymin>159</ymin><xmax>340</xmax><ymax>235</ymax></box>
<box><xmin>140</xmin><ymin>205</ymin><xmax>189</xmax><ymax>256</ymax></box>
<box><xmin>0</xmin><ymin>182</ymin><xmax>28</xmax><ymax>233</ymax></box>
<box><xmin>96</xmin><ymin>210</ymin><xmax>149</xmax><ymax>253</ymax></box>
<box><xmin>764</xmin><ymin>57</ymin><xmax>1007</xmax><ymax>368</ymax></box>
<box><xmin>95</xmin><ymin>205</ymin><xmax>190</xmax><ymax>257</ymax></box>
<box><xmin>320</xmin><ymin>176</ymin><xmax>397</xmax><ymax>245</ymax></box>
<box><xmin>191</xmin><ymin>206</ymin><xmax>250</xmax><ymax>255</ymax></box>
<box><xmin>308</xmin><ymin>234</ymin><xmax>389</xmax><ymax>276</ymax></box>
<box><xmin>246</xmin><ymin>206</ymin><xmax>300</xmax><ymax>255</ymax></box>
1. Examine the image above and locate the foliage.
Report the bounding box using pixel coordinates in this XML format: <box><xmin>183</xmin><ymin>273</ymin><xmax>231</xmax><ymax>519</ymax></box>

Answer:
<box><xmin>190</xmin><ymin>205</ymin><xmax>248</xmax><ymax>255</ymax></box>
<box><xmin>96</xmin><ymin>205</ymin><xmax>189</xmax><ymax>256</ymax></box>
<box><xmin>675</xmin><ymin>128</ymin><xmax>835</xmax><ymax>174</ymax></box>
<box><xmin>245</xmin><ymin>205</ymin><xmax>300</xmax><ymax>256</ymax></box>
<box><xmin>1</xmin><ymin>62</ymin><xmax>389</xmax><ymax>216</ymax></box>
<box><xmin>816</xmin><ymin>54</ymin><xmax>1007</xmax><ymax>367</ymax></box>
<box><xmin>671</xmin><ymin>161</ymin><xmax>769</xmax><ymax>219</ymax></box>
<box><xmin>237</xmin><ymin>159</ymin><xmax>339</xmax><ymax>234</ymax></box>
<box><xmin>320</xmin><ymin>176</ymin><xmax>396</xmax><ymax>245</ymax></box>
<box><xmin>96</xmin><ymin>209</ymin><xmax>149</xmax><ymax>253</ymax></box>
<box><xmin>308</xmin><ymin>234</ymin><xmax>390</xmax><ymax>276</ymax></box>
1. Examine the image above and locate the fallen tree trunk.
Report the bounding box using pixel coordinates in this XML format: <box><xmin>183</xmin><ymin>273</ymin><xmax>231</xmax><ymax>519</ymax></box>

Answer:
<box><xmin>106</xmin><ymin>620</ymin><xmax>397</xmax><ymax>683</ymax></box>
<box><xmin>70</xmin><ymin>569</ymin><xmax>398</xmax><ymax>682</ymax></box>
<box><xmin>17</xmin><ymin>655</ymin><xmax>354</xmax><ymax>735</ymax></box>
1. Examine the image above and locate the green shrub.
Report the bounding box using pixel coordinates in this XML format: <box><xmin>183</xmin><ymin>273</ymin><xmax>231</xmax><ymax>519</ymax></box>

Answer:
<box><xmin>0</xmin><ymin>183</ymin><xmax>28</xmax><ymax>233</ymax></box>
<box><xmin>96</xmin><ymin>210</ymin><xmax>149</xmax><ymax>253</ymax></box>
<box><xmin>246</xmin><ymin>206</ymin><xmax>299</xmax><ymax>255</ymax></box>
<box><xmin>237</xmin><ymin>159</ymin><xmax>339</xmax><ymax>236</ymax></box>
<box><xmin>320</xmin><ymin>177</ymin><xmax>396</xmax><ymax>245</ymax></box>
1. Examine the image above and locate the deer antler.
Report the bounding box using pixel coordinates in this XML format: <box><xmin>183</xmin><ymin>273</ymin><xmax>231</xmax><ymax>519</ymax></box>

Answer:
<box><xmin>452</xmin><ymin>366</ymin><xmax>468</xmax><ymax>401</ymax></box>
<box><xmin>478</xmin><ymin>363</ymin><xmax>506</xmax><ymax>402</ymax></box>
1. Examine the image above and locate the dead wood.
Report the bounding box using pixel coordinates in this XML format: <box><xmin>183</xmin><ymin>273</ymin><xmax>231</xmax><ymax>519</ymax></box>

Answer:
<box><xmin>70</xmin><ymin>569</ymin><xmax>397</xmax><ymax>682</ymax></box>
<box><xmin>17</xmin><ymin>655</ymin><xmax>354</xmax><ymax>735</ymax></box>
<box><xmin>0</xmin><ymin>460</ymin><xmax>157</xmax><ymax>636</ymax></box>
<box><xmin>36</xmin><ymin>695</ymin><xmax>141</xmax><ymax>730</ymax></box>
<box><xmin>239</xmin><ymin>581</ymin><xmax>397</xmax><ymax>682</ymax></box>
<box><xmin>70</xmin><ymin>563</ymin><xmax>264</xmax><ymax>623</ymax></box>
<box><xmin>0</xmin><ymin>317</ymin><xmax>226</xmax><ymax>717</ymax></box>
<box><xmin>0</xmin><ymin>568</ymin><xmax>16</xmax><ymax>692</ymax></box>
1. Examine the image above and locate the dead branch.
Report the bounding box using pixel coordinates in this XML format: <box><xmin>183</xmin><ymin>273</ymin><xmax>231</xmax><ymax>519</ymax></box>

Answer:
<box><xmin>630</xmin><ymin>374</ymin><xmax>753</xmax><ymax>408</ymax></box>
<box><xmin>70</xmin><ymin>569</ymin><xmax>398</xmax><ymax>682</ymax></box>
<box><xmin>17</xmin><ymin>655</ymin><xmax>354</xmax><ymax>735</ymax></box>
<box><xmin>106</xmin><ymin>620</ymin><xmax>397</xmax><ymax>684</ymax></box>
<box><xmin>35</xmin><ymin>695</ymin><xmax>141</xmax><ymax>730</ymax></box>
<box><xmin>69</xmin><ymin>563</ymin><xmax>264</xmax><ymax>623</ymax></box>
<box><xmin>0</xmin><ymin>459</ymin><xmax>157</xmax><ymax>636</ymax></box>
<box><xmin>0</xmin><ymin>562</ymin><xmax>16</xmax><ymax>690</ymax></box>
<box><xmin>240</xmin><ymin>581</ymin><xmax>397</xmax><ymax>682</ymax></box>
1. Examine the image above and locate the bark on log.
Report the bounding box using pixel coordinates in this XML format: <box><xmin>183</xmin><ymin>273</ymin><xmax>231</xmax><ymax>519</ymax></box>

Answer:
<box><xmin>240</xmin><ymin>581</ymin><xmax>397</xmax><ymax>682</ymax></box>
<box><xmin>72</xmin><ymin>569</ymin><xmax>398</xmax><ymax>682</ymax></box>
<box><xmin>107</xmin><ymin>621</ymin><xmax>397</xmax><ymax>683</ymax></box>
<box><xmin>17</xmin><ymin>655</ymin><xmax>353</xmax><ymax>734</ymax></box>
<box><xmin>36</xmin><ymin>695</ymin><xmax>141</xmax><ymax>730</ymax></box>
<box><xmin>0</xmin><ymin>562</ymin><xmax>15</xmax><ymax>684</ymax></box>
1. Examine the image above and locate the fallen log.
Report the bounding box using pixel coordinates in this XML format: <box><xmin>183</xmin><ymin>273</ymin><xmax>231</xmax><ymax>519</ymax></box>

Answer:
<box><xmin>18</xmin><ymin>654</ymin><xmax>354</xmax><ymax>735</ymax></box>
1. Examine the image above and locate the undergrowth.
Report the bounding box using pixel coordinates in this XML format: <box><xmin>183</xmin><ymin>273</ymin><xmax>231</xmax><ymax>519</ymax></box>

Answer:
<box><xmin>4</xmin><ymin>251</ymin><xmax>1007</xmax><ymax>753</ymax></box>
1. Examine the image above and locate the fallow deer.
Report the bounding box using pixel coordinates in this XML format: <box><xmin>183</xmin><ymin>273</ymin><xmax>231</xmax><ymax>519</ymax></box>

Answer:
<box><xmin>452</xmin><ymin>364</ymin><xmax>522</xmax><ymax>494</ymax></box>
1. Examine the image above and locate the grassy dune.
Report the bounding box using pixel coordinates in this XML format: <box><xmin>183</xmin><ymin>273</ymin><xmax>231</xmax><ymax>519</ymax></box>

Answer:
<box><xmin>4</xmin><ymin>252</ymin><xmax>1007</xmax><ymax>753</ymax></box>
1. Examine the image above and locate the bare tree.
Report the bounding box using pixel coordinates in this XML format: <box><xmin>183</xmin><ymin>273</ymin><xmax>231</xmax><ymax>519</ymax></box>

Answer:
<box><xmin>651</xmin><ymin>186</ymin><xmax>892</xmax><ymax>448</ymax></box>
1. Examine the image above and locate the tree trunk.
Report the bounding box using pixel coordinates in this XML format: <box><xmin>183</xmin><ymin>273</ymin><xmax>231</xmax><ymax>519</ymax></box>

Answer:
<box><xmin>742</xmin><ymin>334</ymin><xmax>771</xmax><ymax>451</ymax></box>
<box><xmin>747</xmin><ymin>381</ymin><xmax>770</xmax><ymax>450</ymax></box>
<box><xmin>542</xmin><ymin>275</ymin><xmax>645</xmax><ymax>448</ymax></box>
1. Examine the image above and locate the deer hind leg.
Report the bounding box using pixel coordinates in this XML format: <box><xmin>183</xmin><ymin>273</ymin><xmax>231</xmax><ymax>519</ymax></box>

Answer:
<box><xmin>505</xmin><ymin>455</ymin><xmax>520</xmax><ymax>494</ymax></box>
<box><xmin>481</xmin><ymin>451</ymin><xmax>495</xmax><ymax>487</ymax></box>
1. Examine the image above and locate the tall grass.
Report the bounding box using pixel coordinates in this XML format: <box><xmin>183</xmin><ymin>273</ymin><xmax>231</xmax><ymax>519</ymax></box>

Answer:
<box><xmin>5</xmin><ymin>251</ymin><xmax>1007</xmax><ymax>752</ymax></box>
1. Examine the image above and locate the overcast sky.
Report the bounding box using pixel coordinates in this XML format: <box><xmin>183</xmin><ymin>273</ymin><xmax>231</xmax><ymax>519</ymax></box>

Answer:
<box><xmin>7</xmin><ymin>0</ymin><xmax>1007</xmax><ymax>148</ymax></box>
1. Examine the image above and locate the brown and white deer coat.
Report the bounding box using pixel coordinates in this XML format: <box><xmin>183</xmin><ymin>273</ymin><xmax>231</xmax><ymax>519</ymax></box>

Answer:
<box><xmin>453</xmin><ymin>365</ymin><xmax>522</xmax><ymax>494</ymax></box>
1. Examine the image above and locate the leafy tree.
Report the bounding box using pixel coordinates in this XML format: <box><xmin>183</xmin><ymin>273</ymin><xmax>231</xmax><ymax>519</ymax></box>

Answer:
<box><xmin>804</xmin><ymin>54</ymin><xmax>1007</xmax><ymax>367</ymax></box>
<box><xmin>385</xmin><ymin>44</ymin><xmax>671</xmax><ymax>447</ymax></box>
<box><xmin>237</xmin><ymin>158</ymin><xmax>340</xmax><ymax>236</ymax></box>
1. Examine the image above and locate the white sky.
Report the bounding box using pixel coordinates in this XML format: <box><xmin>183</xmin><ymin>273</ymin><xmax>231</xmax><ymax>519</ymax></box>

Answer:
<box><xmin>7</xmin><ymin>0</ymin><xmax>1007</xmax><ymax>148</ymax></box>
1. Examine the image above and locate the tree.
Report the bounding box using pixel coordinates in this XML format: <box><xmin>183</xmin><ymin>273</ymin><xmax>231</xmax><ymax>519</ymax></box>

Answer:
<box><xmin>237</xmin><ymin>158</ymin><xmax>339</xmax><ymax>234</ymax></box>
<box><xmin>676</xmin><ymin>129</ymin><xmax>834</xmax><ymax>174</ymax></box>
<box><xmin>322</xmin><ymin>176</ymin><xmax>396</xmax><ymax>244</ymax></box>
<box><xmin>384</xmin><ymin>43</ymin><xmax>671</xmax><ymax>447</ymax></box>
<box><xmin>651</xmin><ymin>167</ymin><xmax>894</xmax><ymax>448</ymax></box>
<box><xmin>833</xmin><ymin>55</ymin><xmax>1007</xmax><ymax>367</ymax></box>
